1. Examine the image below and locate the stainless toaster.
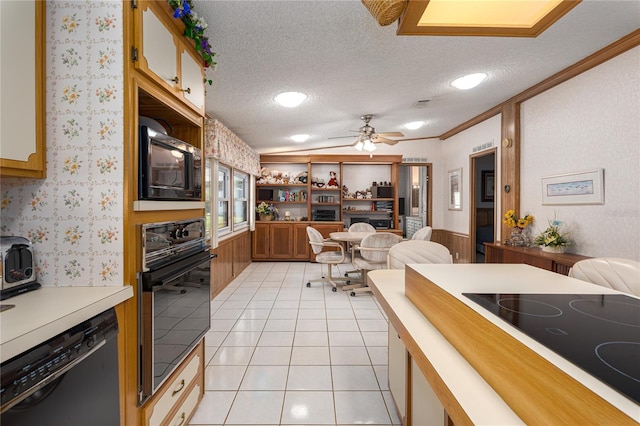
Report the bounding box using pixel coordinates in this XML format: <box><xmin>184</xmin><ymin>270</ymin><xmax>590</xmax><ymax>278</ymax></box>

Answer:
<box><xmin>1</xmin><ymin>236</ymin><xmax>37</xmax><ymax>291</ymax></box>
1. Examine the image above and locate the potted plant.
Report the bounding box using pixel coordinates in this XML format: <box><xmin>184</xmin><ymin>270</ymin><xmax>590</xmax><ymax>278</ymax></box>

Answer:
<box><xmin>256</xmin><ymin>202</ymin><xmax>278</xmax><ymax>221</ymax></box>
<box><xmin>533</xmin><ymin>218</ymin><xmax>571</xmax><ymax>253</ymax></box>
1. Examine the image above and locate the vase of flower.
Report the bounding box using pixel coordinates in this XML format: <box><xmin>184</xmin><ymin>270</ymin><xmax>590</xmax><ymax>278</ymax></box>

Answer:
<box><xmin>533</xmin><ymin>216</ymin><xmax>571</xmax><ymax>254</ymax></box>
<box><xmin>541</xmin><ymin>245</ymin><xmax>567</xmax><ymax>253</ymax></box>
<box><xmin>503</xmin><ymin>210</ymin><xmax>534</xmax><ymax>246</ymax></box>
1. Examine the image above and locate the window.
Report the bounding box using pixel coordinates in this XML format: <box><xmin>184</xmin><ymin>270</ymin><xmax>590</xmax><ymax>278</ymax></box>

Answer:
<box><xmin>233</xmin><ymin>170</ymin><xmax>249</xmax><ymax>227</ymax></box>
<box><xmin>205</xmin><ymin>159</ymin><xmax>212</xmax><ymax>241</ymax></box>
<box><xmin>218</xmin><ymin>165</ymin><xmax>230</xmax><ymax>234</ymax></box>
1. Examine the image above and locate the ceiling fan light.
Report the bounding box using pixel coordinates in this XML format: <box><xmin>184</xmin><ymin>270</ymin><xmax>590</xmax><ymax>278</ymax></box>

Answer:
<box><xmin>365</xmin><ymin>142</ymin><xmax>377</xmax><ymax>152</ymax></box>
<box><xmin>274</xmin><ymin>91</ymin><xmax>308</xmax><ymax>108</ymax></box>
<box><xmin>451</xmin><ymin>73</ymin><xmax>487</xmax><ymax>90</ymax></box>
<box><xmin>290</xmin><ymin>134</ymin><xmax>309</xmax><ymax>143</ymax></box>
<box><xmin>404</xmin><ymin>121</ymin><xmax>425</xmax><ymax>130</ymax></box>
<box><xmin>354</xmin><ymin>140</ymin><xmax>364</xmax><ymax>151</ymax></box>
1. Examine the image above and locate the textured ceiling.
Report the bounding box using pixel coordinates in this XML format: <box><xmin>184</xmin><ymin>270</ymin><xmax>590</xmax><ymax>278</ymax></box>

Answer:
<box><xmin>194</xmin><ymin>0</ymin><xmax>639</xmax><ymax>154</ymax></box>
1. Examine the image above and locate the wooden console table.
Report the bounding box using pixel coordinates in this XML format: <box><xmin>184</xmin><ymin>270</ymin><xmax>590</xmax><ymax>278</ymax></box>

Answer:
<box><xmin>484</xmin><ymin>242</ymin><xmax>590</xmax><ymax>275</ymax></box>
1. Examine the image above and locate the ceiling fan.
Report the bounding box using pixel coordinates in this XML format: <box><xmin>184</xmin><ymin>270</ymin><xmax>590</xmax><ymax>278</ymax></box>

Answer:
<box><xmin>345</xmin><ymin>114</ymin><xmax>404</xmax><ymax>152</ymax></box>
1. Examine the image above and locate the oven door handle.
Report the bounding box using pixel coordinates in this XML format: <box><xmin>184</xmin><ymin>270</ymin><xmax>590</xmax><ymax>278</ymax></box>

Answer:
<box><xmin>143</xmin><ymin>252</ymin><xmax>215</xmax><ymax>291</ymax></box>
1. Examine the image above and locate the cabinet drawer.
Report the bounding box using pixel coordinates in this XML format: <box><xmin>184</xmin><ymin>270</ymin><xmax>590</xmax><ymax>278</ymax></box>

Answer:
<box><xmin>165</xmin><ymin>382</ymin><xmax>202</xmax><ymax>426</ymax></box>
<box><xmin>146</xmin><ymin>344</ymin><xmax>203</xmax><ymax>426</ymax></box>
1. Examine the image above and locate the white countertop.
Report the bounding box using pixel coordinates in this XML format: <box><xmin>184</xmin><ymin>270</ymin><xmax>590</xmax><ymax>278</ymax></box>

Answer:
<box><xmin>373</xmin><ymin>263</ymin><xmax>640</xmax><ymax>423</ymax></box>
<box><xmin>0</xmin><ymin>286</ymin><xmax>133</xmax><ymax>362</ymax></box>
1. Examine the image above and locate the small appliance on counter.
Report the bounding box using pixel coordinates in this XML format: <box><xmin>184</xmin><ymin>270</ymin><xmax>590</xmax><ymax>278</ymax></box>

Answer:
<box><xmin>0</xmin><ymin>236</ymin><xmax>41</xmax><ymax>300</ymax></box>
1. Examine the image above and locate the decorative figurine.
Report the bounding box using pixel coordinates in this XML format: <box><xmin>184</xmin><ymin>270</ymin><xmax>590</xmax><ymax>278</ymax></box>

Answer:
<box><xmin>327</xmin><ymin>171</ymin><xmax>339</xmax><ymax>188</ymax></box>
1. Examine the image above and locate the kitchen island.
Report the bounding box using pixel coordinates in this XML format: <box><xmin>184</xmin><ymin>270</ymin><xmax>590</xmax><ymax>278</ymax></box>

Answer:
<box><xmin>368</xmin><ymin>264</ymin><xmax>639</xmax><ymax>425</ymax></box>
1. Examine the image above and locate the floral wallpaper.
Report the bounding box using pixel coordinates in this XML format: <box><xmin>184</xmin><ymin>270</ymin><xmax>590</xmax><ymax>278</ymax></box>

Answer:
<box><xmin>0</xmin><ymin>1</ymin><xmax>124</xmax><ymax>287</ymax></box>
<box><xmin>204</xmin><ymin>118</ymin><xmax>260</xmax><ymax>176</ymax></box>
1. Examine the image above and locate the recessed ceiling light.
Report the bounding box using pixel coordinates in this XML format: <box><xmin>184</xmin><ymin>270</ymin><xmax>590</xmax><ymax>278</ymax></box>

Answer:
<box><xmin>451</xmin><ymin>73</ymin><xmax>487</xmax><ymax>90</ymax></box>
<box><xmin>274</xmin><ymin>91</ymin><xmax>307</xmax><ymax>108</ymax></box>
<box><xmin>290</xmin><ymin>134</ymin><xmax>309</xmax><ymax>143</ymax></box>
<box><xmin>404</xmin><ymin>121</ymin><xmax>425</xmax><ymax>130</ymax></box>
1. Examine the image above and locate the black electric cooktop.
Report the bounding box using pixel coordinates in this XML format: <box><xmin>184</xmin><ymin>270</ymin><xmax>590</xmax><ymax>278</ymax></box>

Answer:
<box><xmin>462</xmin><ymin>293</ymin><xmax>640</xmax><ymax>405</ymax></box>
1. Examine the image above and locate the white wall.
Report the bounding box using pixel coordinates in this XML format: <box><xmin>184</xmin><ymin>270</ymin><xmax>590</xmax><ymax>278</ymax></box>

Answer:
<box><xmin>438</xmin><ymin>115</ymin><xmax>502</xmax><ymax>234</ymax></box>
<box><xmin>521</xmin><ymin>47</ymin><xmax>640</xmax><ymax>260</ymax></box>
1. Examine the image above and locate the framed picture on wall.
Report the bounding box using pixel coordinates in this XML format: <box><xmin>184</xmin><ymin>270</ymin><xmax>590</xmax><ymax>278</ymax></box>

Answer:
<box><xmin>481</xmin><ymin>171</ymin><xmax>495</xmax><ymax>202</ymax></box>
<box><xmin>448</xmin><ymin>168</ymin><xmax>462</xmax><ymax>210</ymax></box>
<box><xmin>541</xmin><ymin>168</ymin><xmax>604</xmax><ymax>205</ymax></box>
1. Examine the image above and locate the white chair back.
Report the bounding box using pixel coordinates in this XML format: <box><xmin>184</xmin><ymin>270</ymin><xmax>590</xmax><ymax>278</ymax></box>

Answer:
<box><xmin>358</xmin><ymin>233</ymin><xmax>402</xmax><ymax>263</ymax></box>
<box><xmin>569</xmin><ymin>258</ymin><xmax>640</xmax><ymax>296</ymax></box>
<box><xmin>388</xmin><ymin>240</ymin><xmax>452</xmax><ymax>269</ymax></box>
<box><xmin>349</xmin><ymin>222</ymin><xmax>376</xmax><ymax>233</ymax></box>
<box><xmin>306</xmin><ymin>226</ymin><xmax>325</xmax><ymax>255</ymax></box>
<box><xmin>411</xmin><ymin>226</ymin><xmax>433</xmax><ymax>241</ymax></box>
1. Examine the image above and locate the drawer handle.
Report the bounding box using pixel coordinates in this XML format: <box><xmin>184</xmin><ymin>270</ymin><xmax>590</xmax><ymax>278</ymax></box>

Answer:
<box><xmin>174</xmin><ymin>412</ymin><xmax>186</xmax><ymax>426</ymax></box>
<box><xmin>172</xmin><ymin>379</ymin><xmax>185</xmax><ymax>396</ymax></box>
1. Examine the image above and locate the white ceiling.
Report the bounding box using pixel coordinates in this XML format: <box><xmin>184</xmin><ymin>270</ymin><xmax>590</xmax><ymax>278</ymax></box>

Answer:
<box><xmin>194</xmin><ymin>0</ymin><xmax>639</xmax><ymax>154</ymax></box>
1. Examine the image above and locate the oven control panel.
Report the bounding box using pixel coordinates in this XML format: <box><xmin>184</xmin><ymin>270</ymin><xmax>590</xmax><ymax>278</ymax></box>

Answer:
<box><xmin>0</xmin><ymin>308</ymin><xmax>118</xmax><ymax>412</ymax></box>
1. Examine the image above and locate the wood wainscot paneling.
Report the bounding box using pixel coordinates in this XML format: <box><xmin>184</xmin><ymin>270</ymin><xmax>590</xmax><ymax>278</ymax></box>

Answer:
<box><xmin>431</xmin><ymin>229</ymin><xmax>470</xmax><ymax>264</ymax></box>
<box><xmin>211</xmin><ymin>230</ymin><xmax>251</xmax><ymax>298</ymax></box>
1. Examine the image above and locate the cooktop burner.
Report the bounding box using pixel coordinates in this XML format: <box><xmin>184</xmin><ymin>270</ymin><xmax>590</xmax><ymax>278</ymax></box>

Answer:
<box><xmin>463</xmin><ymin>293</ymin><xmax>640</xmax><ymax>405</ymax></box>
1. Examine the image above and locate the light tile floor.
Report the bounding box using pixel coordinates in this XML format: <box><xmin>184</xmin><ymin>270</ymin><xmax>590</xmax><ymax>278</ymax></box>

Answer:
<box><xmin>189</xmin><ymin>262</ymin><xmax>402</xmax><ymax>426</ymax></box>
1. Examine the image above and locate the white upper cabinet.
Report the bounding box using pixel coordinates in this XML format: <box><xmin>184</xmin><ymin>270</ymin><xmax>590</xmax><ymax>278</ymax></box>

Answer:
<box><xmin>135</xmin><ymin>1</ymin><xmax>205</xmax><ymax>115</ymax></box>
<box><xmin>0</xmin><ymin>1</ymin><xmax>46</xmax><ymax>178</ymax></box>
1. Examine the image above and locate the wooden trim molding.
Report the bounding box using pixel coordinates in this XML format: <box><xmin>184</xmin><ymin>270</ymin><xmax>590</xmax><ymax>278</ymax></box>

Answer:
<box><xmin>439</xmin><ymin>29</ymin><xmax>640</xmax><ymax>141</ymax></box>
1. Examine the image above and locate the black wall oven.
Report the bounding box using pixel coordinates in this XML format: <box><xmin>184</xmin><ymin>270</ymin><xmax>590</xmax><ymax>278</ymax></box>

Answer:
<box><xmin>138</xmin><ymin>218</ymin><xmax>214</xmax><ymax>404</ymax></box>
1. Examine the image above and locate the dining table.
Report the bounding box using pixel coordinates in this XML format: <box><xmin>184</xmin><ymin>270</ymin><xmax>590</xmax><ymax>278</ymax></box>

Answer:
<box><xmin>328</xmin><ymin>231</ymin><xmax>375</xmax><ymax>244</ymax></box>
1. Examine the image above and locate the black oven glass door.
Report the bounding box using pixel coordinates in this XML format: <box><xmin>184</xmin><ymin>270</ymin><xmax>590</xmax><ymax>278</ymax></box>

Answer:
<box><xmin>140</xmin><ymin>250</ymin><xmax>212</xmax><ymax>402</ymax></box>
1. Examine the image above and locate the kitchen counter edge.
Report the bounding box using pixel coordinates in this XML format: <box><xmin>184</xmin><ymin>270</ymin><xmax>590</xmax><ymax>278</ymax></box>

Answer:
<box><xmin>1</xmin><ymin>285</ymin><xmax>134</xmax><ymax>362</ymax></box>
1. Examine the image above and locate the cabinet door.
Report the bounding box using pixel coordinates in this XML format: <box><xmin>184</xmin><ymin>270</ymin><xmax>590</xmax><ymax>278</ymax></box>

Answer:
<box><xmin>252</xmin><ymin>224</ymin><xmax>270</xmax><ymax>259</ymax></box>
<box><xmin>292</xmin><ymin>223</ymin><xmax>310</xmax><ymax>260</ymax></box>
<box><xmin>138</xmin><ymin>2</ymin><xmax>179</xmax><ymax>93</ymax></box>
<box><xmin>388</xmin><ymin>323</ymin><xmax>407</xmax><ymax>423</ymax></box>
<box><xmin>180</xmin><ymin>47</ymin><xmax>205</xmax><ymax>113</ymax></box>
<box><xmin>411</xmin><ymin>358</ymin><xmax>445</xmax><ymax>426</ymax></box>
<box><xmin>270</xmin><ymin>223</ymin><xmax>293</xmax><ymax>259</ymax></box>
<box><xmin>0</xmin><ymin>0</ymin><xmax>46</xmax><ymax>178</ymax></box>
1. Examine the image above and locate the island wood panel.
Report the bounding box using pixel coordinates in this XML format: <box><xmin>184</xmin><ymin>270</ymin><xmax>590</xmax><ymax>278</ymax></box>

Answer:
<box><xmin>404</xmin><ymin>266</ymin><xmax>635</xmax><ymax>425</ymax></box>
<box><xmin>211</xmin><ymin>239</ymin><xmax>233</xmax><ymax>297</ymax></box>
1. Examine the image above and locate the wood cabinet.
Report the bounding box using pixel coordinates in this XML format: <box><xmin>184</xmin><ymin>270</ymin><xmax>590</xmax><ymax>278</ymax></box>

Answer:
<box><xmin>142</xmin><ymin>341</ymin><xmax>204</xmax><ymax>426</ymax></box>
<box><xmin>134</xmin><ymin>1</ymin><xmax>205</xmax><ymax>114</ymax></box>
<box><xmin>252</xmin><ymin>221</ymin><xmax>342</xmax><ymax>261</ymax></box>
<box><xmin>0</xmin><ymin>1</ymin><xmax>46</xmax><ymax>178</ymax></box>
<box><xmin>485</xmin><ymin>242</ymin><xmax>590</xmax><ymax>275</ymax></box>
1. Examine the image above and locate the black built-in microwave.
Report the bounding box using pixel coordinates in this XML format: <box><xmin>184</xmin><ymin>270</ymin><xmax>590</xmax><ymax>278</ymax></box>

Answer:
<box><xmin>138</xmin><ymin>118</ymin><xmax>202</xmax><ymax>201</ymax></box>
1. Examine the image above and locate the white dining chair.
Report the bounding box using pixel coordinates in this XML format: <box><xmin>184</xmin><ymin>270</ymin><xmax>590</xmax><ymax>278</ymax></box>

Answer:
<box><xmin>305</xmin><ymin>226</ymin><xmax>350</xmax><ymax>292</ymax></box>
<box><xmin>568</xmin><ymin>257</ymin><xmax>640</xmax><ymax>296</ymax></box>
<box><xmin>347</xmin><ymin>232</ymin><xmax>402</xmax><ymax>296</ymax></box>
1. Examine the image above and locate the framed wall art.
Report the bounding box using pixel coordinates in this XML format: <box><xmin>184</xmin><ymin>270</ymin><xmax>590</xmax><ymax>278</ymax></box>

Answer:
<box><xmin>481</xmin><ymin>170</ymin><xmax>494</xmax><ymax>202</ymax></box>
<box><xmin>541</xmin><ymin>168</ymin><xmax>604</xmax><ymax>205</ymax></box>
<box><xmin>448</xmin><ymin>168</ymin><xmax>462</xmax><ymax>210</ymax></box>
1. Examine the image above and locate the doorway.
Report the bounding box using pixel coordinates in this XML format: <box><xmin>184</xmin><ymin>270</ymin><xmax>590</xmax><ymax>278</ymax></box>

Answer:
<box><xmin>469</xmin><ymin>150</ymin><xmax>496</xmax><ymax>263</ymax></box>
<box><xmin>398</xmin><ymin>164</ymin><xmax>432</xmax><ymax>238</ymax></box>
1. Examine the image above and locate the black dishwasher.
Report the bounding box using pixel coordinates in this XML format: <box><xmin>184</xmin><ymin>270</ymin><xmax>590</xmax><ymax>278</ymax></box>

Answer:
<box><xmin>0</xmin><ymin>308</ymin><xmax>120</xmax><ymax>426</ymax></box>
